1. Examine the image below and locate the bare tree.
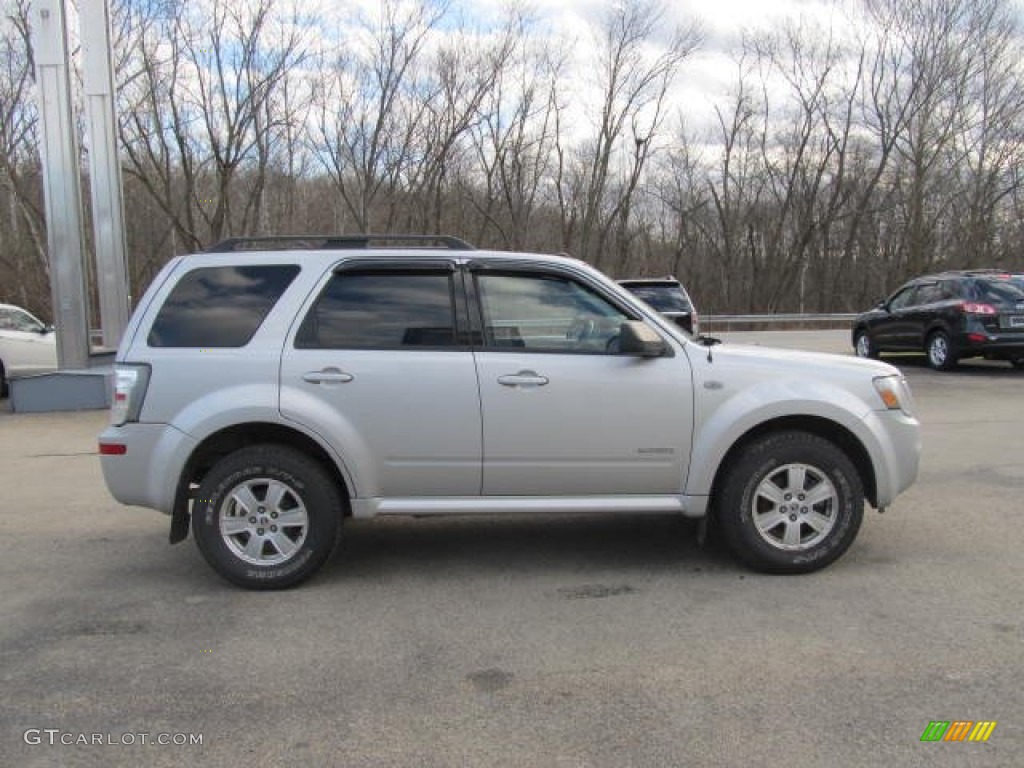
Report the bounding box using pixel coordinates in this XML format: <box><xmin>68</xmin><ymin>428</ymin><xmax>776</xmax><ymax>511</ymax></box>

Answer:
<box><xmin>465</xmin><ymin>9</ymin><xmax>565</xmax><ymax>250</ymax></box>
<box><xmin>564</xmin><ymin>0</ymin><xmax>702</xmax><ymax>272</ymax></box>
<box><xmin>0</xmin><ymin>0</ymin><xmax>49</xmax><ymax>314</ymax></box>
<box><xmin>310</xmin><ymin>0</ymin><xmax>447</xmax><ymax>232</ymax></box>
<box><xmin>118</xmin><ymin>0</ymin><xmax>308</xmax><ymax>249</ymax></box>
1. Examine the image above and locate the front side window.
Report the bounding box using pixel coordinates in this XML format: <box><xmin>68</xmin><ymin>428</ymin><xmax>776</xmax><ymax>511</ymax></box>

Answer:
<box><xmin>296</xmin><ymin>271</ymin><xmax>458</xmax><ymax>349</ymax></box>
<box><xmin>476</xmin><ymin>273</ymin><xmax>630</xmax><ymax>353</ymax></box>
<box><xmin>887</xmin><ymin>286</ymin><xmax>919</xmax><ymax>311</ymax></box>
<box><xmin>148</xmin><ymin>265</ymin><xmax>300</xmax><ymax>347</ymax></box>
<box><xmin>0</xmin><ymin>308</ymin><xmax>43</xmax><ymax>332</ymax></box>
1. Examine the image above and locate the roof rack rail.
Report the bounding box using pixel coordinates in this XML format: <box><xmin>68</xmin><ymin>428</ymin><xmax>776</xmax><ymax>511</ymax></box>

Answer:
<box><xmin>204</xmin><ymin>234</ymin><xmax>475</xmax><ymax>253</ymax></box>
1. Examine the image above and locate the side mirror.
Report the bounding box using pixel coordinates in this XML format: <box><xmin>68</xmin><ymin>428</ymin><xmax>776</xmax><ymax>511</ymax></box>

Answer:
<box><xmin>39</xmin><ymin>325</ymin><xmax>54</xmax><ymax>335</ymax></box>
<box><xmin>875</xmin><ymin>299</ymin><xmax>887</xmax><ymax>310</ymax></box>
<box><xmin>619</xmin><ymin>321</ymin><xmax>667</xmax><ymax>358</ymax></box>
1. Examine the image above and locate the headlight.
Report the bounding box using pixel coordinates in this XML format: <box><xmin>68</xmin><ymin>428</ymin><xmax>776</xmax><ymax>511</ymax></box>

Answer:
<box><xmin>873</xmin><ymin>375</ymin><xmax>914</xmax><ymax>416</ymax></box>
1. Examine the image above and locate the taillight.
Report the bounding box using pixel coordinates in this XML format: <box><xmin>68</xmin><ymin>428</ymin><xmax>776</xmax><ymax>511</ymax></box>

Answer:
<box><xmin>110</xmin><ymin>364</ymin><xmax>151</xmax><ymax>426</ymax></box>
<box><xmin>961</xmin><ymin>302</ymin><xmax>997</xmax><ymax>315</ymax></box>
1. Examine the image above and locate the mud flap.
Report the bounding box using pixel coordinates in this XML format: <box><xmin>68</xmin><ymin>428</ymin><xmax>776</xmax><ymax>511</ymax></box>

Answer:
<box><xmin>169</xmin><ymin>487</ymin><xmax>192</xmax><ymax>544</ymax></box>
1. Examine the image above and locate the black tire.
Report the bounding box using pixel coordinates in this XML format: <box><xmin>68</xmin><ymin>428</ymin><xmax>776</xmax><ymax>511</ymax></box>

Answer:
<box><xmin>716</xmin><ymin>431</ymin><xmax>864</xmax><ymax>574</ymax></box>
<box><xmin>926</xmin><ymin>330</ymin><xmax>957</xmax><ymax>371</ymax></box>
<box><xmin>853</xmin><ymin>329</ymin><xmax>878</xmax><ymax>359</ymax></box>
<box><xmin>193</xmin><ymin>444</ymin><xmax>343</xmax><ymax>589</ymax></box>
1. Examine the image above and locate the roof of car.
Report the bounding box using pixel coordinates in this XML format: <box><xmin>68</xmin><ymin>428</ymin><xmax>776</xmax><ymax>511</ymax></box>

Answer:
<box><xmin>617</xmin><ymin>277</ymin><xmax>681</xmax><ymax>285</ymax></box>
<box><xmin>203</xmin><ymin>234</ymin><xmax>476</xmax><ymax>253</ymax></box>
<box><xmin>929</xmin><ymin>269</ymin><xmax>1020</xmax><ymax>278</ymax></box>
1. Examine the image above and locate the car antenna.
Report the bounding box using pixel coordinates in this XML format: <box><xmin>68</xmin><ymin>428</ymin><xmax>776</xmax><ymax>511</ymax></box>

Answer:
<box><xmin>697</xmin><ymin>302</ymin><xmax>721</xmax><ymax>362</ymax></box>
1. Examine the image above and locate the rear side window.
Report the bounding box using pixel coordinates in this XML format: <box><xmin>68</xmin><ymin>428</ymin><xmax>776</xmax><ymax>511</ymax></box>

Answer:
<box><xmin>295</xmin><ymin>271</ymin><xmax>458</xmax><ymax>349</ymax></box>
<box><xmin>148</xmin><ymin>265</ymin><xmax>300</xmax><ymax>347</ymax></box>
<box><xmin>915</xmin><ymin>283</ymin><xmax>942</xmax><ymax>304</ymax></box>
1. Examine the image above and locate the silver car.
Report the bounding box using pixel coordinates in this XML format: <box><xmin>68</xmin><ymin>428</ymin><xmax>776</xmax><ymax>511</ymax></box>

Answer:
<box><xmin>99</xmin><ymin>236</ymin><xmax>920</xmax><ymax>589</ymax></box>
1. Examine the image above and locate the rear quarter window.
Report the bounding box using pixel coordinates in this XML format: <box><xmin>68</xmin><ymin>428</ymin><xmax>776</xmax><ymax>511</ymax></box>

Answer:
<box><xmin>971</xmin><ymin>279</ymin><xmax>1024</xmax><ymax>304</ymax></box>
<box><xmin>147</xmin><ymin>265</ymin><xmax>300</xmax><ymax>347</ymax></box>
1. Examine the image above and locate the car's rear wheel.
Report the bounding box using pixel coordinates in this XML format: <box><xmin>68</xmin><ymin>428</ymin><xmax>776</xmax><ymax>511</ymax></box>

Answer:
<box><xmin>926</xmin><ymin>330</ymin><xmax>957</xmax><ymax>371</ymax></box>
<box><xmin>854</xmin><ymin>330</ymin><xmax>878</xmax><ymax>359</ymax></box>
<box><xmin>193</xmin><ymin>444</ymin><xmax>343</xmax><ymax>589</ymax></box>
<box><xmin>716</xmin><ymin>431</ymin><xmax>864</xmax><ymax>574</ymax></box>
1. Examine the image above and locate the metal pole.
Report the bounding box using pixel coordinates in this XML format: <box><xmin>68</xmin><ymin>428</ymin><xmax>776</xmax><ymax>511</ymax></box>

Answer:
<box><xmin>32</xmin><ymin>0</ymin><xmax>90</xmax><ymax>370</ymax></box>
<box><xmin>81</xmin><ymin>0</ymin><xmax>131</xmax><ymax>350</ymax></box>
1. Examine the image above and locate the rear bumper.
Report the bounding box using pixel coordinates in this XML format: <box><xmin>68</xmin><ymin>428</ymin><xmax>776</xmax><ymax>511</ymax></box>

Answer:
<box><xmin>956</xmin><ymin>334</ymin><xmax>1024</xmax><ymax>358</ymax></box>
<box><xmin>99</xmin><ymin>423</ymin><xmax>197</xmax><ymax>514</ymax></box>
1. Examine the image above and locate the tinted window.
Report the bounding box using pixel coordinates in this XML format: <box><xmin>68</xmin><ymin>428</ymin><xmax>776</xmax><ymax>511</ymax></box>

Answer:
<box><xmin>296</xmin><ymin>272</ymin><xmax>457</xmax><ymax>349</ymax></box>
<box><xmin>476</xmin><ymin>273</ymin><xmax>630</xmax><ymax>353</ymax></box>
<box><xmin>938</xmin><ymin>280</ymin><xmax>962</xmax><ymax>300</ymax></box>
<box><xmin>887</xmin><ymin>285</ymin><xmax>919</xmax><ymax>311</ymax></box>
<box><xmin>971</xmin><ymin>278</ymin><xmax>1024</xmax><ymax>303</ymax></box>
<box><xmin>915</xmin><ymin>283</ymin><xmax>942</xmax><ymax>304</ymax></box>
<box><xmin>623</xmin><ymin>284</ymin><xmax>692</xmax><ymax>312</ymax></box>
<box><xmin>148</xmin><ymin>265</ymin><xmax>300</xmax><ymax>347</ymax></box>
<box><xmin>0</xmin><ymin>308</ymin><xmax>43</xmax><ymax>332</ymax></box>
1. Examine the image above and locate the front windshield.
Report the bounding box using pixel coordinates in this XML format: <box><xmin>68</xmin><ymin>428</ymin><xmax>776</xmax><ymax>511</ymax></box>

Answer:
<box><xmin>625</xmin><ymin>284</ymin><xmax>692</xmax><ymax>313</ymax></box>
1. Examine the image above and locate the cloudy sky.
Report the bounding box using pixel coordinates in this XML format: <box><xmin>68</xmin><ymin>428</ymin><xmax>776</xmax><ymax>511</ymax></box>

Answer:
<box><xmin>420</xmin><ymin>0</ymin><xmax>1024</xmax><ymax>139</ymax></box>
<box><xmin>435</xmin><ymin>0</ymin><xmax>857</xmax><ymax>136</ymax></box>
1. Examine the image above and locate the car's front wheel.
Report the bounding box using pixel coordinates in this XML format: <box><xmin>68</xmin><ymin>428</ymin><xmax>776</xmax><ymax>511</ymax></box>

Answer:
<box><xmin>716</xmin><ymin>431</ymin><xmax>864</xmax><ymax>574</ymax></box>
<box><xmin>853</xmin><ymin>330</ymin><xmax>878</xmax><ymax>359</ymax></box>
<box><xmin>926</xmin><ymin>330</ymin><xmax>957</xmax><ymax>371</ymax></box>
<box><xmin>193</xmin><ymin>444</ymin><xmax>343</xmax><ymax>589</ymax></box>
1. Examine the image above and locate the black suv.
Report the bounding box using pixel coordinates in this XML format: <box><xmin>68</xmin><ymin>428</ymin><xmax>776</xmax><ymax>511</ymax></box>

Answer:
<box><xmin>618</xmin><ymin>277</ymin><xmax>698</xmax><ymax>334</ymax></box>
<box><xmin>852</xmin><ymin>271</ymin><xmax>1024</xmax><ymax>370</ymax></box>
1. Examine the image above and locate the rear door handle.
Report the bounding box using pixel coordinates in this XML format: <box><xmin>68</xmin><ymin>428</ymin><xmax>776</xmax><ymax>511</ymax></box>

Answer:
<box><xmin>497</xmin><ymin>370</ymin><xmax>549</xmax><ymax>387</ymax></box>
<box><xmin>302</xmin><ymin>368</ymin><xmax>354</xmax><ymax>384</ymax></box>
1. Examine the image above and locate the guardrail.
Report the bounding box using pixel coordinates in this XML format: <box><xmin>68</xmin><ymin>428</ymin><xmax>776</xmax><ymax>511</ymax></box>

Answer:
<box><xmin>701</xmin><ymin>313</ymin><xmax>857</xmax><ymax>331</ymax></box>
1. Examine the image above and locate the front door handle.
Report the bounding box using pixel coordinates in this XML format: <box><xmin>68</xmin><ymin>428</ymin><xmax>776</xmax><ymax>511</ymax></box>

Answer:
<box><xmin>302</xmin><ymin>367</ymin><xmax>354</xmax><ymax>385</ymax></box>
<box><xmin>497</xmin><ymin>370</ymin><xmax>549</xmax><ymax>387</ymax></box>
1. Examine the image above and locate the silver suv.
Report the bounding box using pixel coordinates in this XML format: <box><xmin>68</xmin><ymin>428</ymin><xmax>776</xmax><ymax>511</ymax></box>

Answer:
<box><xmin>99</xmin><ymin>236</ymin><xmax>920</xmax><ymax>589</ymax></box>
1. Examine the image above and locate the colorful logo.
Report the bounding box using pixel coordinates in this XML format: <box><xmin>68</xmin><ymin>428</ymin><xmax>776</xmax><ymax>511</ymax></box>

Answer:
<box><xmin>920</xmin><ymin>721</ymin><xmax>996</xmax><ymax>742</ymax></box>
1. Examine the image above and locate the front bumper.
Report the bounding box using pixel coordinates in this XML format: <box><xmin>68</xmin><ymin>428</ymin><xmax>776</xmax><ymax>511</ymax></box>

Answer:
<box><xmin>861</xmin><ymin>408</ymin><xmax>921</xmax><ymax>507</ymax></box>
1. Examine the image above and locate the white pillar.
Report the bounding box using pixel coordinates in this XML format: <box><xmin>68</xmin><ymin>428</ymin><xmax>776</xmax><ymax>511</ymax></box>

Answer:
<box><xmin>81</xmin><ymin>0</ymin><xmax>131</xmax><ymax>350</ymax></box>
<box><xmin>32</xmin><ymin>0</ymin><xmax>90</xmax><ymax>369</ymax></box>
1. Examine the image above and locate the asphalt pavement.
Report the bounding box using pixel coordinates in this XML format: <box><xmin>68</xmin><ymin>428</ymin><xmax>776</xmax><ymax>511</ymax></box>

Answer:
<box><xmin>1</xmin><ymin>331</ymin><xmax>1021</xmax><ymax>767</ymax></box>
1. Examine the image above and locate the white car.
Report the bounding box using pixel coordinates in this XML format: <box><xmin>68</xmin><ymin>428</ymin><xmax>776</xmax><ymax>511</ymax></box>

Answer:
<box><xmin>0</xmin><ymin>303</ymin><xmax>58</xmax><ymax>397</ymax></box>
